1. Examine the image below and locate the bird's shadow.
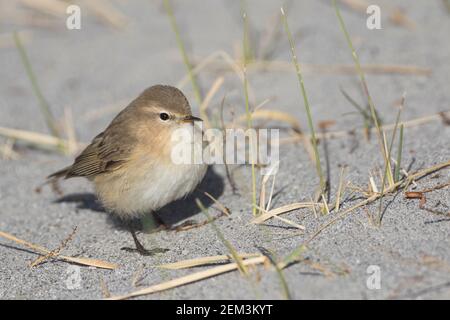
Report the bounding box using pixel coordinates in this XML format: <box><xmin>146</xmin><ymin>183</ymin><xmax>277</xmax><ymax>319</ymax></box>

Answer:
<box><xmin>54</xmin><ymin>166</ymin><xmax>225</xmax><ymax>232</ymax></box>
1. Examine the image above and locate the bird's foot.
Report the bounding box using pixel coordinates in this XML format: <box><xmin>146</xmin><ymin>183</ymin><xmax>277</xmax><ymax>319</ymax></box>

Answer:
<box><xmin>122</xmin><ymin>228</ymin><xmax>169</xmax><ymax>256</ymax></box>
<box><xmin>121</xmin><ymin>246</ymin><xmax>169</xmax><ymax>256</ymax></box>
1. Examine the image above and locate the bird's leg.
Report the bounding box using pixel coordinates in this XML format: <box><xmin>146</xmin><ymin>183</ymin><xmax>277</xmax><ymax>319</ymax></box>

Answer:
<box><xmin>121</xmin><ymin>226</ymin><xmax>169</xmax><ymax>256</ymax></box>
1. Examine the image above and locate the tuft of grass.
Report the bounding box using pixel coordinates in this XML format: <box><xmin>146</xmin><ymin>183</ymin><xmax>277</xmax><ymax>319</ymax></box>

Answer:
<box><xmin>242</xmin><ymin>12</ymin><xmax>258</xmax><ymax>216</ymax></box>
<box><xmin>332</xmin><ymin>0</ymin><xmax>389</xmax><ymax>168</ymax></box>
<box><xmin>306</xmin><ymin>160</ymin><xmax>450</xmax><ymax>244</ymax></box>
<box><xmin>333</xmin><ymin>0</ymin><xmax>402</xmax><ymax>224</ymax></box>
<box><xmin>163</xmin><ymin>0</ymin><xmax>202</xmax><ymax>105</ymax></box>
<box><xmin>376</xmin><ymin>97</ymin><xmax>404</xmax><ymax>223</ymax></box>
<box><xmin>13</xmin><ymin>31</ymin><xmax>62</xmax><ymax>143</ymax></box>
<box><xmin>280</xmin><ymin>7</ymin><xmax>326</xmax><ymax>197</ymax></box>
<box><xmin>340</xmin><ymin>87</ymin><xmax>382</xmax><ymax>141</ymax></box>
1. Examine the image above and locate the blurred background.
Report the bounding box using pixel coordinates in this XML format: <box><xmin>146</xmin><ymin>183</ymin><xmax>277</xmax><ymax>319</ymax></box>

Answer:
<box><xmin>1</xmin><ymin>0</ymin><xmax>448</xmax><ymax>147</ymax></box>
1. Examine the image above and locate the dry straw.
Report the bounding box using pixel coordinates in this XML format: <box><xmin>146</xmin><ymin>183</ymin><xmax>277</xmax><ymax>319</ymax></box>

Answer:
<box><xmin>0</xmin><ymin>230</ymin><xmax>117</xmax><ymax>270</ymax></box>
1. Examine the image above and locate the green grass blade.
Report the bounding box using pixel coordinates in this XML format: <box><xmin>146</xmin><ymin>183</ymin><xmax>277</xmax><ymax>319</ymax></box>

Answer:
<box><xmin>258</xmin><ymin>247</ymin><xmax>292</xmax><ymax>299</ymax></box>
<box><xmin>280</xmin><ymin>7</ymin><xmax>325</xmax><ymax>195</ymax></box>
<box><xmin>332</xmin><ymin>1</ymin><xmax>388</xmax><ymax>166</ymax></box>
<box><xmin>13</xmin><ymin>31</ymin><xmax>61</xmax><ymax>140</ymax></box>
<box><xmin>163</xmin><ymin>0</ymin><xmax>202</xmax><ymax>105</ymax></box>
<box><xmin>196</xmin><ymin>199</ymin><xmax>248</xmax><ymax>275</ymax></box>
<box><xmin>394</xmin><ymin>123</ymin><xmax>404</xmax><ymax>182</ymax></box>
<box><xmin>377</xmin><ymin>102</ymin><xmax>403</xmax><ymax>223</ymax></box>
<box><xmin>241</xmin><ymin>1</ymin><xmax>254</xmax><ymax>63</ymax></box>
<box><xmin>279</xmin><ymin>244</ymin><xmax>307</xmax><ymax>269</ymax></box>
<box><xmin>243</xmin><ymin>12</ymin><xmax>257</xmax><ymax>216</ymax></box>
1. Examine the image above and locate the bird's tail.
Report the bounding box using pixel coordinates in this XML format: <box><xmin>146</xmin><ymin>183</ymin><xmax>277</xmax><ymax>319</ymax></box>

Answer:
<box><xmin>47</xmin><ymin>167</ymin><xmax>70</xmax><ymax>180</ymax></box>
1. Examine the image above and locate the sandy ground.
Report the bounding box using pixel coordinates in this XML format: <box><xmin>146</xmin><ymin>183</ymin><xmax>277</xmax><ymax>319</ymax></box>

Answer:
<box><xmin>0</xmin><ymin>0</ymin><xmax>449</xmax><ymax>299</ymax></box>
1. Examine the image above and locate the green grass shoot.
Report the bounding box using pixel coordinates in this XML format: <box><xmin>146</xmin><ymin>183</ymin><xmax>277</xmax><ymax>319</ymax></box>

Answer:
<box><xmin>280</xmin><ymin>7</ymin><xmax>326</xmax><ymax>196</ymax></box>
<box><xmin>13</xmin><ymin>31</ymin><xmax>62</xmax><ymax>143</ymax></box>
<box><xmin>163</xmin><ymin>0</ymin><xmax>202</xmax><ymax>105</ymax></box>
<box><xmin>243</xmin><ymin>12</ymin><xmax>258</xmax><ymax>216</ymax></box>
<box><xmin>377</xmin><ymin>98</ymin><xmax>404</xmax><ymax>224</ymax></box>
<box><xmin>196</xmin><ymin>199</ymin><xmax>249</xmax><ymax>275</ymax></box>
<box><xmin>394</xmin><ymin>124</ymin><xmax>404</xmax><ymax>182</ymax></box>
<box><xmin>332</xmin><ymin>0</ymin><xmax>390</xmax><ymax>169</ymax></box>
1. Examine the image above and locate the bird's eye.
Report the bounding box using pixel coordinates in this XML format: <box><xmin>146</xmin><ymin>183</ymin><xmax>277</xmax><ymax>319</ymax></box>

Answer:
<box><xmin>159</xmin><ymin>112</ymin><xmax>170</xmax><ymax>121</ymax></box>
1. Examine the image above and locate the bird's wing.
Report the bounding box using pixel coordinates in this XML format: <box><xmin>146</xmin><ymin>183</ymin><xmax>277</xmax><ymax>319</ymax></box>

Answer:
<box><xmin>48</xmin><ymin>102</ymin><xmax>141</xmax><ymax>180</ymax></box>
<box><xmin>63</xmin><ymin>125</ymin><xmax>136</xmax><ymax>179</ymax></box>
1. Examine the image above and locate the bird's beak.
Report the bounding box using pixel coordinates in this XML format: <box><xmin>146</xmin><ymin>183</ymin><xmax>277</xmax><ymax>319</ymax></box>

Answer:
<box><xmin>181</xmin><ymin>115</ymin><xmax>203</xmax><ymax>123</ymax></box>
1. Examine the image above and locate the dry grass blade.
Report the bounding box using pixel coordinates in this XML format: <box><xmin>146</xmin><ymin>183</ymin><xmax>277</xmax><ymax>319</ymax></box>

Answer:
<box><xmin>131</xmin><ymin>264</ymin><xmax>146</xmax><ymax>288</ymax></box>
<box><xmin>199</xmin><ymin>76</ymin><xmax>224</xmax><ymax>129</ymax></box>
<box><xmin>317</xmin><ymin>64</ymin><xmax>430</xmax><ymax>75</ymax></box>
<box><xmin>339</xmin><ymin>0</ymin><xmax>415</xmax><ymax>30</ymax></box>
<box><xmin>100</xmin><ymin>276</ymin><xmax>111</xmax><ymax>298</ymax></box>
<box><xmin>20</xmin><ymin>0</ymin><xmax>66</xmax><ymax>16</ymax></box>
<box><xmin>63</xmin><ymin>107</ymin><xmax>79</xmax><ymax>155</ymax></box>
<box><xmin>82</xmin><ymin>99</ymin><xmax>128</xmax><ymax>122</ymax></box>
<box><xmin>335</xmin><ymin>166</ymin><xmax>347</xmax><ymax>211</ymax></box>
<box><xmin>234</xmin><ymin>109</ymin><xmax>302</xmax><ymax>132</ymax></box>
<box><xmin>203</xmin><ymin>58</ymin><xmax>432</xmax><ymax>76</ymax></box>
<box><xmin>389</xmin><ymin>8</ymin><xmax>415</xmax><ymax>30</ymax></box>
<box><xmin>0</xmin><ymin>31</ymin><xmax>31</xmax><ymax>49</ymax></box>
<box><xmin>29</xmin><ymin>226</ymin><xmax>78</xmax><ymax>268</ymax></box>
<box><xmin>0</xmin><ymin>230</ymin><xmax>118</xmax><ymax>270</ymax></box>
<box><xmin>258</xmin><ymin>161</ymin><xmax>279</xmax><ymax>214</ymax></box>
<box><xmin>272</xmin><ymin>215</ymin><xmax>305</xmax><ymax>230</ymax></box>
<box><xmin>339</xmin><ymin>0</ymin><xmax>367</xmax><ymax>11</ymax></box>
<box><xmin>0</xmin><ymin>126</ymin><xmax>84</xmax><ymax>153</ymax></box>
<box><xmin>108</xmin><ymin>256</ymin><xmax>267</xmax><ymax>300</ymax></box>
<box><xmin>158</xmin><ymin>253</ymin><xmax>261</xmax><ymax>270</ymax></box>
<box><xmin>178</xmin><ymin>51</ymin><xmax>243</xmax><ymax>89</ymax></box>
<box><xmin>254</xmin><ymin>202</ymin><xmax>305</xmax><ymax>230</ymax></box>
<box><xmin>251</xmin><ymin>202</ymin><xmax>317</xmax><ymax>224</ymax></box>
<box><xmin>280</xmin><ymin>111</ymin><xmax>450</xmax><ymax>144</ymax></box>
<box><xmin>409</xmin><ymin>181</ymin><xmax>450</xmax><ymax>194</ymax></box>
<box><xmin>203</xmin><ymin>191</ymin><xmax>231</xmax><ymax>217</ymax></box>
<box><xmin>266</xmin><ymin>170</ymin><xmax>277</xmax><ymax>211</ymax></box>
<box><xmin>369</xmin><ymin>174</ymin><xmax>379</xmax><ymax>194</ymax></box>
<box><xmin>82</xmin><ymin>0</ymin><xmax>128</xmax><ymax>29</ymax></box>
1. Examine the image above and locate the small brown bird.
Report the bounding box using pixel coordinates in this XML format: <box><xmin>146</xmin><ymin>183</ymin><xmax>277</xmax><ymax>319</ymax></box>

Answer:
<box><xmin>49</xmin><ymin>85</ymin><xmax>207</xmax><ymax>255</ymax></box>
